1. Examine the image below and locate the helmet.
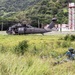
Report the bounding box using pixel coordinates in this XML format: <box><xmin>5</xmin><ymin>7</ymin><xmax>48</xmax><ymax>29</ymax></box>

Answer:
<box><xmin>68</xmin><ymin>47</ymin><xmax>74</xmax><ymax>52</ymax></box>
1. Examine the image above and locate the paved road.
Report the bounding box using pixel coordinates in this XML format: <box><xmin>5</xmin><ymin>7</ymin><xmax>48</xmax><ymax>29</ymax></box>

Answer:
<box><xmin>0</xmin><ymin>31</ymin><xmax>75</xmax><ymax>35</ymax></box>
<box><xmin>0</xmin><ymin>31</ymin><xmax>7</xmax><ymax>35</ymax></box>
<box><xmin>44</xmin><ymin>31</ymin><xmax>75</xmax><ymax>35</ymax></box>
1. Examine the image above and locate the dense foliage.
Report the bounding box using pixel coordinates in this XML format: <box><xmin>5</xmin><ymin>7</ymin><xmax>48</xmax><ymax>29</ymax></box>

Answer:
<box><xmin>0</xmin><ymin>0</ymin><xmax>40</xmax><ymax>12</ymax></box>
<box><xmin>64</xmin><ymin>34</ymin><xmax>75</xmax><ymax>41</ymax></box>
<box><xmin>0</xmin><ymin>0</ymin><xmax>75</xmax><ymax>30</ymax></box>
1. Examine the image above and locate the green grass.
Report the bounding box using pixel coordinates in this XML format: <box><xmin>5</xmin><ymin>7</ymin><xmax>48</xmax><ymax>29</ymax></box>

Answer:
<box><xmin>0</xmin><ymin>34</ymin><xmax>75</xmax><ymax>75</ymax></box>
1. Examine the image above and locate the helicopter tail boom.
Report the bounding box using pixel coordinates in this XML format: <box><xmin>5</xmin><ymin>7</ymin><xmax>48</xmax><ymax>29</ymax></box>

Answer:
<box><xmin>44</xmin><ymin>18</ymin><xmax>57</xmax><ymax>30</ymax></box>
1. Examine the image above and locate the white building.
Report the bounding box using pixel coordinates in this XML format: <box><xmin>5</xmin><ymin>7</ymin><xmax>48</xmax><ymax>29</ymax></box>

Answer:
<box><xmin>58</xmin><ymin>24</ymin><xmax>69</xmax><ymax>31</ymax></box>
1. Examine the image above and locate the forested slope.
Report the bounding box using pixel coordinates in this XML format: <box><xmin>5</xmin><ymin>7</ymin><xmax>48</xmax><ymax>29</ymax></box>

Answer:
<box><xmin>13</xmin><ymin>0</ymin><xmax>75</xmax><ymax>25</ymax></box>
<box><xmin>0</xmin><ymin>0</ymin><xmax>41</xmax><ymax>12</ymax></box>
<box><xmin>0</xmin><ymin>0</ymin><xmax>75</xmax><ymax>30</ymax></box>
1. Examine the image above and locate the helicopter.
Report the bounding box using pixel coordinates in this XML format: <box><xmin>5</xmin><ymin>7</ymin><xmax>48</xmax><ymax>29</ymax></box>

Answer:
<box><xmin>6</xmin><ymin>18</ymin><xmax>57</xmax><ymax>35</ymax></box>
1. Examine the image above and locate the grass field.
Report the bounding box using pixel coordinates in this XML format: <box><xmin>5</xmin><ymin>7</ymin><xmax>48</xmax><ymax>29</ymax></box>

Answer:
<box><xmin>0</xmin><ymin>34</ymin><xmax>75</xmax><ymax>75</ymax></box>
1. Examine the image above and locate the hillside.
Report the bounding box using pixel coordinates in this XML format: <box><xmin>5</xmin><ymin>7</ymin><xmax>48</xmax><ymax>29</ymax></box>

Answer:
<box><xmin>0</xmin><ymin>0</ymin><xmax>41</xmax><ymax>12</ymax></box>
<box><xmin>13</xmin><ymin>0</ymin><xmax>70</xmax><ymax>26</ymax></box>
<box><xmin>0</xmin><ymin>0</ymin><xmax>75</xmax><ymax>30</ymax></box>
<box><xmin>0</xmin><ymin>0</ymin><xmax>41</xmax><ymax>17</ymax></box>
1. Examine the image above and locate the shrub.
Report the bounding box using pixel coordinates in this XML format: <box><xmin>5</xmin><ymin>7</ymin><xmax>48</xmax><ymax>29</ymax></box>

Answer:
<box><xmin>64</xmin><ymin>34</ymin><xmax>75</xmax><ymax>41</ymax></box>
<box><xmin>14</xmin><ymin>40</ymin><xmax>28</xmax><ymax>55</ymax></box>
<box><xmin>55</xmin><ymin>41</ymin><xmax>72</xmax><ymax>48</ymax></box>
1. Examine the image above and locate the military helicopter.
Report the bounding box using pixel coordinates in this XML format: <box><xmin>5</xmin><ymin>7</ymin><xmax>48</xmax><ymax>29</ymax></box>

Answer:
<box><xmin>6</xmin><ymin>18</ymin><xmax>57</xmax><ymax>35</ymax></box>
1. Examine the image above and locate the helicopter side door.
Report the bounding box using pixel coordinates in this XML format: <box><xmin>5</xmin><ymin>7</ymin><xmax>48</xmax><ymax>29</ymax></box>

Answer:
<box><xmin>18</xmin><ymin>27</ymin><xmax>26</xmax><ymax>34</ymax></box>
<box><xmin>25</xmin><ymin>26</ymin><xmax>35</xmax><ymax>34</ymax></box>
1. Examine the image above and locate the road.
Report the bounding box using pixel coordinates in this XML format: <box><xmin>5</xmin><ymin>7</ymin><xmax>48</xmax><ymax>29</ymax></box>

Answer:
<box><xmin>0</xmin><ymin>31</ymin><xmax>7</xmax><ymax>35</ymax></box>
<box><xmin>44</xmin><ymin>31</ymin><xmax>75</xmax><ymax>35</ymax></box>
<box><xmin>0</xmin><ymin>31</ymin><xmax>75</xmax><ymax>35</ymax></box>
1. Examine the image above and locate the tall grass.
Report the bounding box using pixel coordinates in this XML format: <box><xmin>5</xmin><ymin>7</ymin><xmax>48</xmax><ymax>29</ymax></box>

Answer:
<box><xmin>0</xmin><ymin>35</ymin><xmax>75</xmax><ymax>75</ymax></box>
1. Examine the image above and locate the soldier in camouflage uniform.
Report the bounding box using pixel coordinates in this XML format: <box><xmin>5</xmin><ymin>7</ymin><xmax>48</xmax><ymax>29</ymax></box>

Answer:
<box><xmin>66</xmin><ymin>47</ymin><xmax>75</xmax><ymax>60</ymax></box>
<box><xmin>53</xmin><ymin>47</ymin><xmax>75</xmax><ymax>66</ymax></box>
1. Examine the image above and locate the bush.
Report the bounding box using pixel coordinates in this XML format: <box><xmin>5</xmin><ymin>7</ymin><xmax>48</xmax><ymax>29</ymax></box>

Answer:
<box><xmin>14</xmin><ymin>40</ymin><xmax>28</xmax><ymax>55</ymax></box>
<box><xmin>64</xmin><ymin>34</ymin><xmax>75</xmax><ymax>41</ymax></box>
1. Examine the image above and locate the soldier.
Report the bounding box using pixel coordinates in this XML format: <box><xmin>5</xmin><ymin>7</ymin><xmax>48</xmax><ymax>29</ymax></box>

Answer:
<box><xmin>66</xmin><ymin>47</ymin><xmax>75</xmax><ymax>60</ymax></box>
<box><xmin>53</xmin><ymin>47</ymin><xmax>75</xmax><ymax>66</ymax></box>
